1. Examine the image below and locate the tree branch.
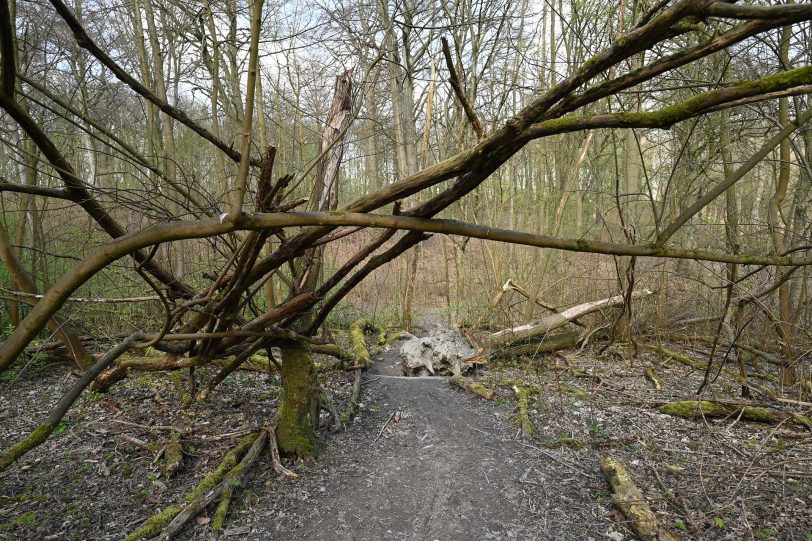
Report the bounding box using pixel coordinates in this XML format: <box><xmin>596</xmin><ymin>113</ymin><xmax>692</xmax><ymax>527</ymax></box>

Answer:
<box><xmin>526</xmin><ymin>66</ymin><xmax>812</xmax><ymax>137</ymax></box>
<box><xmin>0</xmin><ymin>0</ymin><xmax>14</xmax><ymax>97</ymax></box>
<box><xmin>441</xmin><ymin>36</ymin><xmax>484</xmax><ymax>141</ymax></box>
<box><xmin>46</xmin><ymin>0</ymin><xmax>259</xmax><ymax>166</ymax></box>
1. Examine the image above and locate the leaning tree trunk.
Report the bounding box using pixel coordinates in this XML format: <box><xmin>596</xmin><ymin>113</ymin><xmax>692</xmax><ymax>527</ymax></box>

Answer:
<box><xmin>277</xmin><ymin>70</ymin><xmax>354</xmax><ymax>458</ymax></box>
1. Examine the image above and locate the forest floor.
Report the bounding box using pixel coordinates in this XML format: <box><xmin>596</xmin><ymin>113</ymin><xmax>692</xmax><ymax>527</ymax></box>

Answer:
<box><xmin>1</xmin><ymin>326</ymin><xmax>811</xmax><ymax>540</ymax></box>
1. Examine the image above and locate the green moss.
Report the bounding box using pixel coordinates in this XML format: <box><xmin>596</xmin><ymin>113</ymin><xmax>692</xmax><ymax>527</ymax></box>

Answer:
<box><xmin>211</xmin><ymin>485</ymin><xmax>233</xmax><ymax>531</ymax></box>
<box><xmin>513</xmin><ymin>386</ymin><xmax>534</xmax><ymax>435</ymax></box>
<box><xmin>544</xmin><ymin>435</ymin><xmax>587</xmax><ymax>449</ymax></box>
<box><xmin>660</xmin><ymin>400</ymin><xmax>812</xmax><ymax>429</ymax></box>
<box><xmin>0</xmin><ymin>422</ymin><xmax>54</xmax><ymax>473</ymax></box>
<box><xmin>12</xmin><ymin>511</ymin><xmax>36</xmax><ymax>527</ymax></box>
<box><xmin>123</xmin><ymin>433</ymin><xmax>258</xmax><ymax>541</ymax></box>
<box><xmin>162</xmin><ymin>436</ymin><xmax>183</xmax><ymax>479</ymax></box>
<box><xmin>348</xmin><ymin>318</ymin><xmax>381</xmax><ymax>368</ymax></box>
<box><xmin>170</xmin><ymin>370</ymin><xmax>192</xmax><ymax>405</ymax></box>
<box><xmin>277</xmin><ymin>341</ymin><xmax>317</xmax><ymax>458</ymax></box>
<box><xmin>122</xmin><ymin>505</ymin><xmax>181</xmax><ymax>541</ymax></box>
<box><xmin>660</xmin><ymin>400</ymin><xmax>724</xmax><ymax>418</ymax></box>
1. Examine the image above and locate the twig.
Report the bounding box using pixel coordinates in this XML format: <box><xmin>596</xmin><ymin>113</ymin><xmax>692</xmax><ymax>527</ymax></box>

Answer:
<box><xmin>375</xmin><ymin>411</ymin><xmax>396</xmax><ymax>441</ymax></box>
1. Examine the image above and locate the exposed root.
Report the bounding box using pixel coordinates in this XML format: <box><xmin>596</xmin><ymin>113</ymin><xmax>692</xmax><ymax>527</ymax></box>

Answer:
<box><xmin>449</xmin><ymin>374</ymin><xmax>496</xmax><ymax>400</ymax></box>
<box><xmin>264</xmin><ymin>423</ymin><xmax>299</xmax><ymax>480</ymax></box>
<box><xmin>601</xmin><ymin>454</ymin><xmax>681</xmax><ymax>541</ymax></box>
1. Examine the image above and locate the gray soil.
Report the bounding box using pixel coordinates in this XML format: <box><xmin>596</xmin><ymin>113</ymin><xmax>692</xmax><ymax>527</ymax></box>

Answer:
<box><xmin>2</xmin><ymin>333</ymin><xmax>811</xmax><ymax>540</ymax></box>
<box><xmin>265</xmin><ymin>369</ymin><xmax>612</xmax><ymax>540</ymax></box>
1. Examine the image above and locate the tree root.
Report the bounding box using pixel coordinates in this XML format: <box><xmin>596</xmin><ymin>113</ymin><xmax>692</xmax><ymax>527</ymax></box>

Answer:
<box><xmin>124</xmin><ymin>432</ymin><xmax>260</xmax><ymax>541</ymax></box>
<box><xmin>659</xmin><ymin>400</ymin><xmax>812</xmax><ymax>430</ymax></box>
<box><xmin>265</xmin><ymin>423</ymin><xmax>299</xmax><ymax>480</ymax></box>
<box><xmin>601</xmin><ymin>454</ymin><xmax>681</xmax><ymax>541</ymax></box>
<box><xmin>449</xmin><ymin>374</ymin><xmax>496</xmax><ymax>400</ymax></box>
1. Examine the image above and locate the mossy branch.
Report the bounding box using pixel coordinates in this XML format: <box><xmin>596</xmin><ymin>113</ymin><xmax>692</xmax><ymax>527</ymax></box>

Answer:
<box><xmin>528</xmin><ymin>65</ymin><xmax>812</xmax><ymax>137</ymax></box>
<box><xmin>659</xmin><ymin>400</ymin><xmax>812</xmax><ymax>430</ymax></box>
<box><xmin>601</xmin><ymin>455</ymin><xmax>681</xmax><ymax>541</ymax></box>
<box><xmin>123</xmin><ymin>432</ymin><xmax>260</xmax><ymax>541</ymax></box>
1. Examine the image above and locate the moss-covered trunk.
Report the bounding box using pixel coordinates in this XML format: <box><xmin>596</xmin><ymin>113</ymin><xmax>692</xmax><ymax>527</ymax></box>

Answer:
<box><xmin>277</xmin><ymin>341</ymin><xmax>317</xmax><ymax>458</ymax></box>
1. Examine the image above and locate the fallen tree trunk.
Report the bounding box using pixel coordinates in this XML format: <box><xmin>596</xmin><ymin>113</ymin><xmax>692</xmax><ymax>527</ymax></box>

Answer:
<box><xmin>601</xmin><ymin>454</ymin><xmax>681</xmax><ymax>541</ymax></box>
<box><xmin>487</xmin><ymin>290</ymin><xmax>653</xmax><ymax>349</ymax></box>
<box><xmin>491</xmin><ymin>331</ymin><xmax>579</xmax><ymax>359</ymax></box>
<box><xmin>348</xmin><ymin>318</ymin><xmax>383</xmax><ymax>368</ymax></box>
<box><xmin>659</xmin><ymin>400</ymin><xmax>812</xmax><ymax>430</ymax></box>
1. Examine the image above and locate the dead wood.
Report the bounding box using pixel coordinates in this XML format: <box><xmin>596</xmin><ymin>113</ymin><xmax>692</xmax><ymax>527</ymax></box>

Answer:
<box><xmin>319</xmin><ymin>391</ymin><xmax>344</xmax><ymax>432</ymax></box>
<box><xmin>488</xmin><ymin>290</ymin><xmax>653</xmax><ymax>349</ymax></box>
<box><xmin>646</xmin><ymin>344</ymin><xmax>778</xmax><ymax>390</ymax></box>
<box><xmin>492</xmin><ymin>331</ymin><xmax>579</xmax><ymax>359</ymax></box>
<box><xmin>645</xmin><ymin>366</ymin><xmax>662</xmax><ymax>390</ymax></box>
<box><xmin>348</xmin><ymin>318</ymin><xmax>383</xmax><ymax>368</ymax></box>
<box><xmin>0</xmin><ymin>334</ymin><xmax>141</xmax><ymax>473</ymax></box>
<box><xmin>343</xmin><ymin>368</ymin><xmax>363</xmax><ymax>424</ymax></box>
<box><xmin>449</xmin><ymin>374</ymin><xmax>496</xmax><ymax>400</ymax></box>
<box><xmin>162</xmin><ymin>431</ymin><xmax>183</xmax><ymax>479</ymax></box>
<box><xmin>601</xmin><ymin>454</ymin><xmax>681</xmax><ymax>541</ymax></box>
<box><xmin>123</xmin><ymin>432</ymin><xmax>261</xmax><ymax>541</ymax></box>
<box><xmin>671</xmin><ymin>334</ymin><xmax>784</xmax><ymax>366</ymax></box>
<box><xmin>512</xmin><ymin>385</ymin><xmax>533</xmax><ymax>436</ymax></box>
<box><xmin>659</xmin><ymin>400</ymin><xmax>812</xmax><ymax>430</ymax></box>
<box><xmin>148</xmin><ymin>430</ymin><xmax>268</xmax><ymax>540</ymax></box>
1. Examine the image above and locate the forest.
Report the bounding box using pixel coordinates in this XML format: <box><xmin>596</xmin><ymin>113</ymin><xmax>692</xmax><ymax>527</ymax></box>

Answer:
<box><xmin>1</xmin><ymin>0</ymin><xmax>812</xmax><ymax>539</ymax></box>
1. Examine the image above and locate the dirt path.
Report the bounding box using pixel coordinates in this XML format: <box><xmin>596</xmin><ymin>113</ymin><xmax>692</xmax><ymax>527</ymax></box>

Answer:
<box><xmin>265</xmin><ymin>362</ymin><xmax>616</xmax><ymax>540</ymax></box>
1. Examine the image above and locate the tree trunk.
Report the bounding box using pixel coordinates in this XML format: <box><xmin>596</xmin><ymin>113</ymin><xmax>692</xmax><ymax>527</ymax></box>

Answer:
<box><xmin>277</xmin><ymin>341</ymin><xmax>317</xmax><ymax>458</ymax></box>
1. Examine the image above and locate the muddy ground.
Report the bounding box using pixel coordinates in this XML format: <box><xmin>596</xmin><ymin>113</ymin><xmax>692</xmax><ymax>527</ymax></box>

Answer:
<box><xmin>1</xmin><ymin>335</ymin><xmax>811</xmax><ymax>540</ymax></box>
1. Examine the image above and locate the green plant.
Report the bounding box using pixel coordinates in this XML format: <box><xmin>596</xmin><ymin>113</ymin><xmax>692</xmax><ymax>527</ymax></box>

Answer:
<box><xmin>12</xmin><ymin>511</ymin><xmax>37</xmax><ymax>527</ymax></box>
<box><xmin>53</xmin><ymin>419</ymin><xmax>70</xmax><ymax>437</ymax></box>
<box><xmin>753</xmin><ymin>527</ymin><xmax>776</xmax><ymax>539</ymax></box>
<box><xmin>674</xmin><ymin>519</ymin><xmax>686</xmax><ymax>531</ymax></box>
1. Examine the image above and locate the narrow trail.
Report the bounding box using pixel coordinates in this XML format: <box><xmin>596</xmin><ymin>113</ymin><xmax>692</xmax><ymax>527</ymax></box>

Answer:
<box><xmin>268</xmin><ymin>352</ymin><xmax>617</xmax><ymax>540</ymax></box>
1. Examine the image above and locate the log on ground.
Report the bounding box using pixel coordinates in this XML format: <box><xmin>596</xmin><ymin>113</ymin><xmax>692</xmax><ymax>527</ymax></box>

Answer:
<box><xmin>601</xmin><ymin>454</ymin><xmax>681</xmax><ymax>541</ymax></box>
